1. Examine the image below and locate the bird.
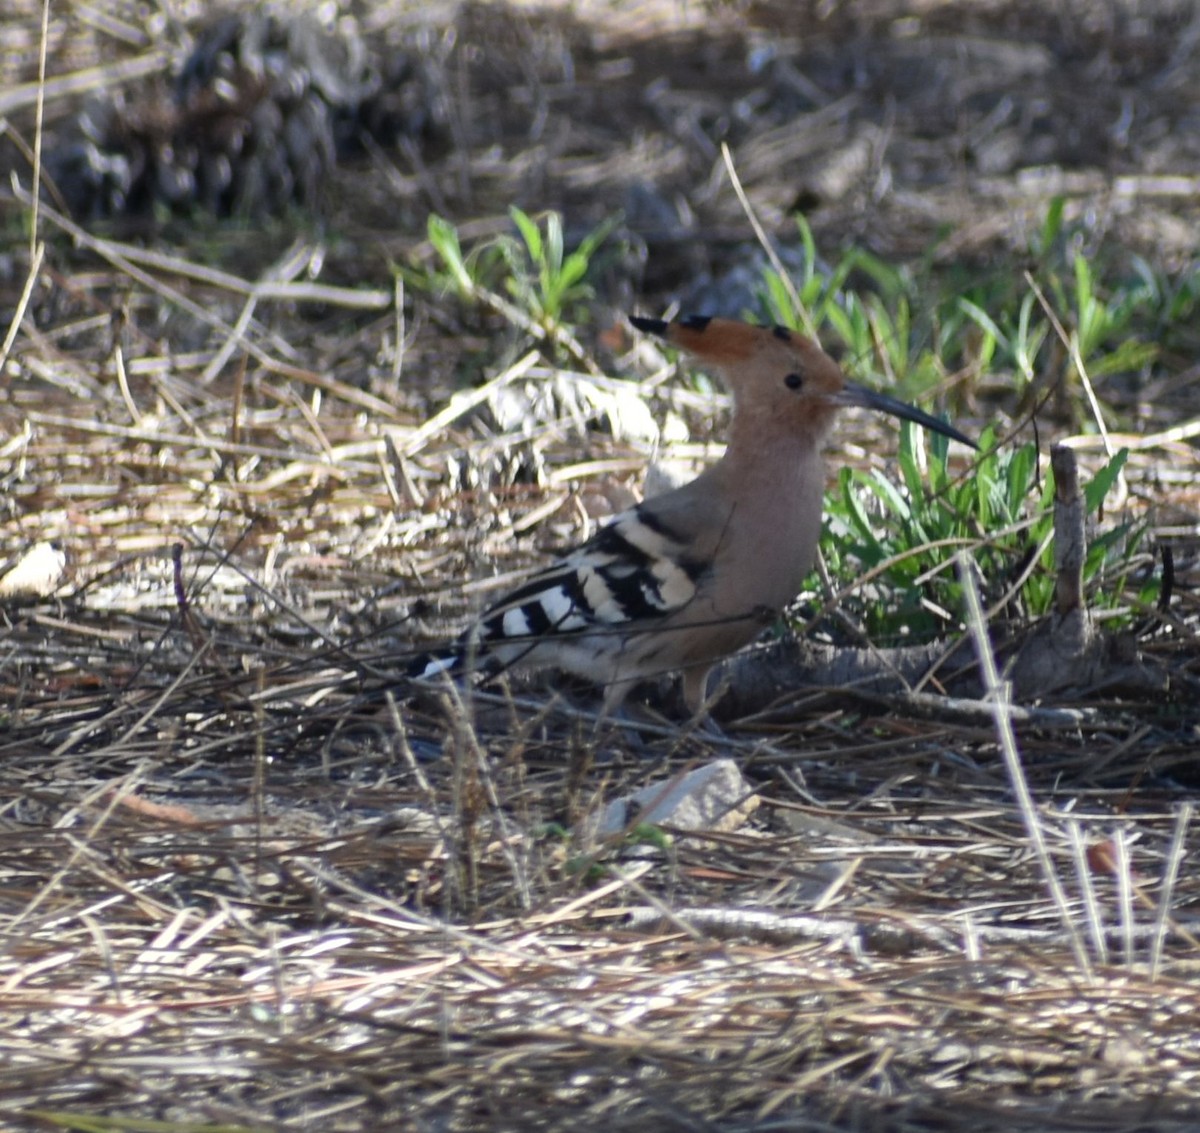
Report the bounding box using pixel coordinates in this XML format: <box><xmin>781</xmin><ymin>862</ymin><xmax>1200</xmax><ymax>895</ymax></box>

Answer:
<box><xmin>410</xmin><ymin>314</ymin><xmax>973</xmax><ymax>717</ymax></box>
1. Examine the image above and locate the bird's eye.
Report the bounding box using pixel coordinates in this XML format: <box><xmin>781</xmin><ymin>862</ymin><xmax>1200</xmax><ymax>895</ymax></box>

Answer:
<box><xmin>784</xmin><ymin>372</ymin><xmax>804</xmax><ymax>390</ymax></box>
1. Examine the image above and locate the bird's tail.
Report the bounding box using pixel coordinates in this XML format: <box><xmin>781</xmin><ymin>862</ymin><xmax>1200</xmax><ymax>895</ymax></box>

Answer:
<box><xmin>406</xmin><ymin>649</ymin><xmax>462</xmax><ymax>681</ymax></box>
<box><xmin>406</xmin><ymin>636</ymin><xmax>503</xmax><ymax>685</ymax></box>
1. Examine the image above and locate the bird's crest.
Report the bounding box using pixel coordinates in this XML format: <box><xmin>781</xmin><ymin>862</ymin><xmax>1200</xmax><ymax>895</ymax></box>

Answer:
<box><xmin>631</xmin><ymin>314</ymin><xmax>795</xmax><ymax>366</ymax></box>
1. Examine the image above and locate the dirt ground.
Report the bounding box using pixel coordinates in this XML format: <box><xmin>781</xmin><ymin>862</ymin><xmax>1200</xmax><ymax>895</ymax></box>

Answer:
<box><xmin>1</xmin><ymin>1</ymin><xmax>1200</xmax><ymax>1130</ymax></box>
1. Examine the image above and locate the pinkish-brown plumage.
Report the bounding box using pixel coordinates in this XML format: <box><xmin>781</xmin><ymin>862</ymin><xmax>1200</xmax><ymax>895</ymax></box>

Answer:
<box><xmin>412</xmin><ymin>314</ymin><xmax>972</xmax><ymax>716</ymax></box>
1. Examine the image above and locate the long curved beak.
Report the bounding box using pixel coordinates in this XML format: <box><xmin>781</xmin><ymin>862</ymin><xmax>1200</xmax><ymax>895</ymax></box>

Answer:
<box><xmin>836</xmin><ymin>381</ymin><xmax>976</xmax><ymax>448</ymax></box>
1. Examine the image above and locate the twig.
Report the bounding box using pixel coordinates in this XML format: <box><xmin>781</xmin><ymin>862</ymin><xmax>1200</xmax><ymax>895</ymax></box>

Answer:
<box><xmin>0</xmin><ymin>241</ymin><xmax>45</xmax><ymax>374</ymax></box>
<box><xmin>957</xmin><ymin>549</ymin><xmax>1093</xmax><ymax>974</ymax></box>
<box><xmin>0</xmin><ymin>49</ymin><xmax>170</xmax><ymax>114</ymax></box>
<box><xmin>1024</xmin><ymin>270</ymin><xmax>1115</xmax><ymax>461</ymax></box>
<box><xmin>1067</xmin><ymin>819</ymin><xmax>1108</xmax><ymax>965</ymax></box>
<box><xmin>624</xmin><ymin>904</ymin><xmax>1197</xmax><ymax>954</ymax></box>
<box><xmin>400</xmin><ymin>349</ymin><xmax>541</xmax><ymax>456</ymax></box>
<box><xmin>30</xmin><ymin>0</ymin><xmax>51</xmax><ymax>260</ymax></box>
<box><xmin>1151</xmin><ymin>802</ymin><xmax>1194</xmax><ymax>980</ymax></box>
<box><xmin>721</xmin><ymin>142</ymin><xmax>817</xmax><ymax>339</ymax></box>
<box><xmin>1051</xmin><ymin>444</ymin><xmax>1086</xmax><ymax>615</ymax></box>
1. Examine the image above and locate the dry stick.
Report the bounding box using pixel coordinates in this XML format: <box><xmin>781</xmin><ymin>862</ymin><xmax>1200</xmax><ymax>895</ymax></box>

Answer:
<box><xmin>252</xmin><ymin>664</ymin><xmax>269</xmax><ymax>879</ymax></box>
<box><xmin>625</xmin><ymin>904</ymin><xmax>934</xmax><ymax>952</ymax></box>
<box><xmin>181</xmin><ymin>535</ymin><xmax>349</xmax><ymax>657</ymax></box>
<box><xmin>13</xmin><ymin>189</ymin><xmax>389</xmax><ymax>398</ymax></box>
<box><xmin>913</xmin><ymin>530</ymin><xmax>1056</xmax><ymax>696</ymax></box>
<box><xmin>956</xmin><ymin>549</ymin><xmax>1092</xmax><ymax>973</ymax></box>
<box><xmin>1113</xmin><ymin>827</ymin><xmax>1135</xmax><ymax>967</ymax></box>
<box><xmin>622</xmin><ymin>903</ymin><xmax>1189</xmax><ymax>953</ymax></box>
<box><xmin>383</xmin><ymin>432</ymin><xmax>425</xmax><ymax>508</ymax></box>
<box><xmin>800</xmin><ymin>532</ymin><xmax>975</xmax><ymax>639</ymax></box>
<box><xmin>476</xmin><ymin>283</ymin><xmax>600</xmax><ymax>376</ymax></box>
<box><xmin>387</xmin><ymin>692</ymin><xmax>449</xmax><ymax>830</ymax></box>
<box><xmin>0</xmin><ymin>49</ymin><xmax>169</xmax><ymax>115</ymax></box>
<box><xmin>1150</xmin><ymin>801</ymin><xmax>1194</xmax><ymax>981</ymax></box>
<box><xmin>720</xmin><ymin>142</ymin><xmax>817</xmax><ymax>340</ymax></box>
<box><xmin>0</xmin><ymin>241</ymin><xmax>45</xmax><ymax>374</ymax></box>
<box><xmin>200</xmin><ymin>242</ymin><xmax>328</xmax><ymax>385</ymax></box>
<box><xmin>29</xmin><ymin>222</ymin><xmax>392</xmax><ymax>310</ymax></box>
<box><xmin>1024</xmin><ymin>271</ymin><xmax>1116</xmax><ymax>463</ymax></box>
<box><xmin>110</xmin><ymin>340</ymin><xmax>141</xmax><ymax>424</ymax></box>
<box><xmin>287</xmin><ymin>384</ymin><xmax>337</xmax><ymax>462</ymax></box>
<box><xmin>25</xmin><ymin>410</ymin><xmax>388</xmax><ymax>476</ymax></box>
<box><xmin>607</xmin><ymin>866</ymin><xmax>709</xmax><ymax>943</ymax></box>
<box><xmin>400</xmin><ymin>349</ymin><xmax>541</xmax><ymax>457</ymax></box>
<box><xmin>229</xmin><ymin>352</ymin><xmax>247</xmax><ymax>452</ymax></box>
<box><xmin>29</xmin><ymin>0</ymin><xmax>51</xmax><ymax>260</ymax></box>
<box><xmin>6</xmin><ymin>762</ymin><xmax>153</xmax><ymax>932</ymax></box>
<box><xmin>392</xmin><ymin>274</ymin><xmax>406</xmax><ymax>384</ymax></box>
<box><xmin>1067</xmin><ymin>819</ymin><xmax>1109</xmax><ymax>965</ymax></box>
<box><xmin>1061</xmin><ymin>417</ymin><xmax>1200</xmax><ymax>453</ymax></box>
<box><xmin>920</xmin><ymin>444</ymin><xmax>1086</xmax><ymax>702</ymax></box>
<box><xmin>308</xmin><ymin>851</ymin><xmax>657</xmax><ymax>972</ymax></box>
<box><xmin>201</xmin><ymin>288</ymin><xmax>261</xmax><ymax>388</ymax></box>
<box><xmin>433</xmin><ymin>672</ymin><xmax>534</xmax><ymax>912</ymax></box>
<box><xmin>171</xmin><ymin>542</ymin><xmax>212</xmax><ymax>658</ymax></box>
<box><xmin>1050</xmin><ymin>444</ymin><xmax>1086</xmax><ymax>614</ymax></box>
<box><xmin>51</xmin><ymin>640</ymin><xmax>215</xmax><ymax>761</ymax></box>
<box><xmin>16</xmin><ymin>190</ymin><xmax>271</xmax><ymax>365</ymax></box>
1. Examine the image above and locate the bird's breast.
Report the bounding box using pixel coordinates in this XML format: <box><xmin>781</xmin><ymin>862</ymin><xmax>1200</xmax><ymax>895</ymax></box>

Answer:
<box><xmin>718</xmin><ymin>449</ymin><xmax>826</xmax><ymax>613</ymax></box>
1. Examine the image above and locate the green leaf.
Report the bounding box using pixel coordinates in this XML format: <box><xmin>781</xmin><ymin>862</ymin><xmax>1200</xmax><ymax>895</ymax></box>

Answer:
<box><xmin>760</xmin><ymin>270</ymin><xmax>794</xmax><ymax>326</ymax></box>
<box><xmin>823</xmin><ymin>304</ymin><xmax>856</xmax><ymax>352</ymax></box>
<box><xmin>1088</xmin><ymin>339</ymin><xmax>1158</xmax><ymax>377</ymax></box>
<box><xmin>958</xmin><ymin>297</ymin><xmax>1010</xmax><ymax>351</ymax></box>
<box><xmin>558</xmin><ymin>251</ymin><xmax>589</xmax><ymax>294</ymax></box>
<box><xmin>1084</xmin><ymin>449</ymin><xmax>1129</xmax><ymax>514</ymax></box>
<box><xmin>795</xmin><ymin>212</ymin><xmax>817</xmax><ymax>289</ymax></box>
<box><xmin>1040</xmin><ymin>195</ymin><xmax>1065</xmax><ymax>251</ymax></box>
<box><xmin>1004</xmin><ymin>443</ymin><xmax>1037</xmax><ymax>520</ymax></box>
<box><xmin>510</xmin><ymin>206</ymin><xmax>542</xmax><ymax>262</ymax></box>
<box><xmin>865</xmin><ymin>467</ymin><xmax>913</xmax><ymax>524</ymax></box>
<box><xmin>838</xmin><ymin>470</ymin><xmax>881</xmax><ymax>548</ymax></box>
<box><xmin>427</xmin><ymin>214</ymin><xmax>473</xmax><ymax>296</ymax></box>
<box><xmin>545</xmin><ymin>211</ymin><xmax>564</xmax><ymax>272</ymax></box>
<box><xmin>1074</xmin><ymin>252</ymin><xmax>1094</xmax><ymax>315</ymax></box>
<box><xmin>627</xmin><ymin>823</ymin><xmax>673</xmax><ymax>850</ymax></box>
<box><xmin>897</xmin><ymin>422</ymin><xmax>922</xmax><ymax>501</ymax></box>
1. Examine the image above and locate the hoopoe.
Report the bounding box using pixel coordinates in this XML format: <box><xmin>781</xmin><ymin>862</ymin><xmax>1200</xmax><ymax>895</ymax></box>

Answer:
<box><xmin>411</xmin><ymin>314</ymin><xmax>972</xmax><ymax>716</ymax></box>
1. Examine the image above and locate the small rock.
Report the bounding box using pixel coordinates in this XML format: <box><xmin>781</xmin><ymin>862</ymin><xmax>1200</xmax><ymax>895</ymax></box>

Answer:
<box><xmin>0</xmin><ymin>541</ymin><xmax>66</xmax><ymax>599</ymax></box>
<box><xmin>597</xmin><ymin>758</ymin><xmax>759</xmax><ymax>838</ymax></box>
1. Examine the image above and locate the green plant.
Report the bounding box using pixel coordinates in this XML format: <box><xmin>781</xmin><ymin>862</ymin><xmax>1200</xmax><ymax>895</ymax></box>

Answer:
<box><xmin>502</xmin><ymin>207</ymin><xmax>617</xmax><ymax>326</ymax></box>
<box><xmin>815</xmin><ymin>424</ymin><xmax>1145</xmax><ymax>641</ymax></box>
<box><xmin>411</xmin><ymin>209</ymin><xmax>618</xmax><ymax>367</ymax></box>
<box><xmin>759</xmin><ymin>217</ymin><xmax>911</xmax><ymax>362</ymax></box>
<box><xmin>759</xmin><ymin>202</ymin><xmax>1184</xmax><ymax>421</ymax></box>
<box><xmin>736</xmin><ymin>206</ymin><xmax>1181</xmax><ymax>640</ymax></box>
<box><xmin>423</xmin><ymin>213</ymin><xmax>496</xmax><ymax>299</ymax></box>
<box><xmin>955</xmin><ymin>199</ymin><xmax>1162</xmax><ymax>400</ymax></box>
<box><xmin>758</xmin><ymin>218</ymin><xmax>955</xmax><ymax>404</ymax></box>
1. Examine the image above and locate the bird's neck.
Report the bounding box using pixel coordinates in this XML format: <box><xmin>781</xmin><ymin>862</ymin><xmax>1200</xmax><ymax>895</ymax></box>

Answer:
<box><xmin>722</xmin><ymin>409</ymin><xmax>830</xmax><ymax>484</ymax></box>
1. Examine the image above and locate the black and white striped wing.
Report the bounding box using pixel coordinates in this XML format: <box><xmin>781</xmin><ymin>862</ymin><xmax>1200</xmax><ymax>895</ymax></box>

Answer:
<box><xmin>473</xmin><ymin>506</ymin><xmax>706</xmax><ymax>665</ymax></box>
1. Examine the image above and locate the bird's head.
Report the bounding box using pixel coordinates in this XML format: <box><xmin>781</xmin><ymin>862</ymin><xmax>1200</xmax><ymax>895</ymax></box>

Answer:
<box><xmin>630</xmin><ymin>314</ymin><xmax>973</xmax><ymax>448</ymax></box>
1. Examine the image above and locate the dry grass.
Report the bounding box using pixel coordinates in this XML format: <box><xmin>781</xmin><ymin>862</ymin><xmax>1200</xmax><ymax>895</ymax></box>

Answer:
<box><xmin>1</xmin><ymin>1</ymin><xmax>1199</xmax><ymax>1130</ymax></box>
